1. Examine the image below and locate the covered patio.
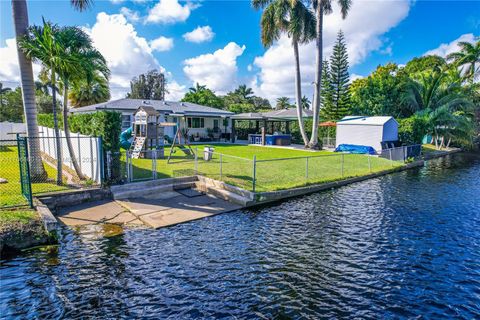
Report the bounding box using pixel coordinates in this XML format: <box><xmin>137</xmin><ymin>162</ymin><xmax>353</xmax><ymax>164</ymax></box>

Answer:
<box><xmin>231</xmin><ymin>108</ymin><xmax>313</xmax><ymax>145</ymax></box>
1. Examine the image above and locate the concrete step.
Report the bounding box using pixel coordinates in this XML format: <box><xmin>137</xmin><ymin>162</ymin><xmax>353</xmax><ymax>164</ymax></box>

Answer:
<box><xmin>110</xmin><ymin>176</ymin><xmax>197</xmax><ymax>194</ymax></box>
<box><xmin>204</xmin><ymin>186</ymin><xmax>250</xmax><ymax>206</ymax></box>
<box><xmin>113</xmin><ymin>184</ymin><xmax>174</xmax><ymax>200</ymax></box>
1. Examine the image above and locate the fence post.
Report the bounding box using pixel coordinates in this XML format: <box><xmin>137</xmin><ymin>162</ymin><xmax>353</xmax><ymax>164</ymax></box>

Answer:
<box><xmin>194</xmin><ymin>147</ymin><xmax>198</xmax><ymax>175</ymax></box>
<box><xmin>220</xmin><ymin>153</ymin><xmax>223</xmax><ymax>181</ymax></box>
<box><xmin>404</xmin><ymin>146</ymin><xmax>408</xmax><ymax>162</ymax></box>
<box><xmin>341</xmin><ymin>153</ymin><xmax>344</xmax><ymax>177</ymax></box>
<box><xmin>98</xmin><ymin>137</ymin><xmax>104</xmax><ymax>184</ymax></box>
<box><xmin>305</xmin><ymin>157</ymin><xmax>309</xmax><ymax>183</ymax></box>
<box><xmin>77</xmin><ymin>133</ymin><xmax>82</xmax><ymax>171</ymax></box>
<box><xmin>252</xmin><ymin>155</ymin><xmax>257</xmax><ymax>193</ymax></box>
<box><xmin>368</xmin><ymin>154</ymin><xmax>372</xmax><ymax>173</ymax></box>
<box><xmin>152</xmin><ymin>150</ymin><xmax>157</xmax><ymax>180</ymax></box>
<box><xmin>106</xmin><ymin>151</ymin><xmax>112</xmax><ymax>181</ymax></box>
<box><xmin>389</xmin><ymin>148</ymin><xmax>393</xmax><ymax>167</ymax></box>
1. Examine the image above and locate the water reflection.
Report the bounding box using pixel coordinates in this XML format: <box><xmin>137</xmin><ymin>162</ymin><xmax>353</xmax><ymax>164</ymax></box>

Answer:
<box><xmin>1</xmin><ymin>153</ymin><xmax>479</xmax><ymax>319</ymax></box>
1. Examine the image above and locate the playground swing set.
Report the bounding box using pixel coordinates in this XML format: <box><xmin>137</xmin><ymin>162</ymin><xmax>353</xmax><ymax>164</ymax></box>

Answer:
<box><xmin>120</xmin><ymin>106</ymin><xmax>196</xmax><ymax>162</ymax></box>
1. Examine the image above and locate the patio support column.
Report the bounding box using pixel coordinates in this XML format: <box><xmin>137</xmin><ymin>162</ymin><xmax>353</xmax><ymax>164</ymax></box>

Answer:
<box><xmin>231</xmin><ymin>119</ymin><xmax>236</xmax><ymax>142</ymax></box>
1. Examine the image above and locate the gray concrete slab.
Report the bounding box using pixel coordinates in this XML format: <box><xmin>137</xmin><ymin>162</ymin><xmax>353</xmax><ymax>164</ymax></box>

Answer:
<box><xmin>57</xmin><ymin>199</ymin><xmax>133</xmax><ymax>226</ymax></box>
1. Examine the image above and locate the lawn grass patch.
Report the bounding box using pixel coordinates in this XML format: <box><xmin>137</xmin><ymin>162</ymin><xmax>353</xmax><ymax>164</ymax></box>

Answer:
<box><xmin>124</xmin><ymin>144</ymin><xmax>402</xmax><ymax>192</ymax></box>
<box><xmin>0</xmin><ymin>145</ymin><xmax>69</xmax><ymax>207</ymax></box>
<box><xmin>0</xmin><ymin>209</ymin><xmax>38</xmax><ymax>225</ymax></box>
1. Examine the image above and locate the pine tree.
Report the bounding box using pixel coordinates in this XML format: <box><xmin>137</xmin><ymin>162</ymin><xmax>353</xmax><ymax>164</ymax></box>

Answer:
<box><xmin>328</xmin><ymin>30</ymin><xmax>351</xmax><ymax>120</ymax></box>
<box><xmin>320</xmin><ymin>60</ymin><xmax>334</xmax><ymax>120</ymax></box>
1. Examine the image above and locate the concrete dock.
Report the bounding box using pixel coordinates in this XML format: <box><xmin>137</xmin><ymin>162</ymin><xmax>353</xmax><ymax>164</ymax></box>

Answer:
<box><xmin>56</xmin><ymin>190</ymin><xmax>242</xmax><ymax>229</ymax></box>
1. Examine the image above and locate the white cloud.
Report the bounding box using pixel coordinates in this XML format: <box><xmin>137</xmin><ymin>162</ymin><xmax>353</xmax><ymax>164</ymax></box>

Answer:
<box><xmin>424</xmin><ymin>33</ymin><xmax>478</xmax><ymax>58</ymax></box>
<box><xmin>350</xmin><ymin>74</ymin><xmax>364</xmax><ymax>83</ymax></box>
<box><xmin>183</xmin><ymin>26</ymin><xmax>215</xmax><ymax>43</ymax></box>
<box><xmin>252</xmin><ymin>0</ymin><xmax>412</xmax><ymax>102</ymax></box>
<box><xmin>146</xmin><ymin>0</ymin><xmax>198</xmax><ymax>24</ymax></box>
<box><xmin>166</xmin><ymin>80</ymin><xmax>187</xmax><ymax>101</ymax></box>
<box><xmin>150</xmin><ymin>36</ymin><xmax>174</xmax><ymax>52</ymax></box>
<box><xmin>120</xmin><ymin>7</ymin><xmax>140</xmax><ymax>23</ymax></box>
<box><xmin>183</xmin><ymin>42</ymin><xmax>246</xmax><ymax>94</ymax></box>
<box><xmin>110</xmin><ymin>0</ymin><xmax>124</xmax><ymax>4</ymax></box>
<box><xmin>84</xmin><ymin>12</ymin><xmax>162</xmax><ymax>99</ymax></box>
<box><xmin>0</xmin><ymin>38</ymin><xmax>41</xmax><ymax>87</ymax></box>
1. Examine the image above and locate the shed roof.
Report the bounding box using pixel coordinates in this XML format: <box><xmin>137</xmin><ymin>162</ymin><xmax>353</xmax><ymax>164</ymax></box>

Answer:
<box><xmin>337</xmin><ymin>116</ymin><xmax>396</xmax><ymax>126</ymax></box>
<box><xmin>135</xmin><ymin>106</ymin><xmax>158</xmax><ymax>116</ymax></box>
<box><xmin>70</xmin><ymin>98</ymin><xmax>233</xmax><ymax>117</ymax></box>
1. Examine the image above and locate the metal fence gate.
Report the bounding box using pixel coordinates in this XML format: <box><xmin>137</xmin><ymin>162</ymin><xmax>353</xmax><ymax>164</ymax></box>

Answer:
<box><xmin>17</xmin><ymin>136</ymin><xmax>33</xmax><ymax>208</ymax></box>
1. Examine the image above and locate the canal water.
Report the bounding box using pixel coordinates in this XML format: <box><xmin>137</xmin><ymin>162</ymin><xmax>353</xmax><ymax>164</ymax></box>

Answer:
<box><xmin>1</xmin><ymin>153</ymin><xmax>479</xmax><ymax>319</ymax></box>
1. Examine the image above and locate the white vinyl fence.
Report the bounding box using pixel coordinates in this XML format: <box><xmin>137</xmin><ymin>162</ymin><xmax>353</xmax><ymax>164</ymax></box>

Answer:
<box><xmin>0</xmin><ymin>121</ymin><xmax>26</xmax><ymax>143</ymax></box>
<box><xmin>38</xmin><ymin>126</ymin><xmax>102</xmax><ymax>183</ymax></box>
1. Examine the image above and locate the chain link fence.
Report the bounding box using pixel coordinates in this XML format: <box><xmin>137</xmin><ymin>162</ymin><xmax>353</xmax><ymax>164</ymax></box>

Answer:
<box><xmin>0</xmin><ymin>139</ymin><xmax>30</xmax><ymax>207</ymax></box>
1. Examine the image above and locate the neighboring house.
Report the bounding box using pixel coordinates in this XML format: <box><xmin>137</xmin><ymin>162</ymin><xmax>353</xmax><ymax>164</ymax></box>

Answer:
<box><xmin>70</xmin><ymin>98</ymin><xmax>234</xmax><ymax>140</ymax></box>
<box><xmin>335</xmin><ymin>116</ymin><xmax>399</xmax><ymax>151</ymax></box>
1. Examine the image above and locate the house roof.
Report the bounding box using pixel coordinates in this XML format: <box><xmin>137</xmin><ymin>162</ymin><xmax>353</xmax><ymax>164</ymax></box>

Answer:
<box><xmin>232</xmin><ymin>108</ymin><xmax>313</xmax><ymax>120</ymax></box>
<box><xmin>337</xmin><ymin>116</ymin><xmax>396</xmax><ymax>126</ymax></box>
<box><xmin>70</xmin><ymin>98</ymin><xmax>233</xmax><ymax>117</ymax></box>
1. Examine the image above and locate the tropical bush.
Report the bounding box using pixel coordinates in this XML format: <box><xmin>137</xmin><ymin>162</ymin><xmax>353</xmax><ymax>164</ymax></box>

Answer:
<box><xmin>398</xmin><ymin>115</ymin><xmax>428</xmax><ymax>145</ymax></box>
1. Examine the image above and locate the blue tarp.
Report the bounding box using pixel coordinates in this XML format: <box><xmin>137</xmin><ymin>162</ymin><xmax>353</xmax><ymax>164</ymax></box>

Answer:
<box><xmin>334</xmin><ymin>144</ymin><xmax>377</xmax><ymax>155</ymax></box>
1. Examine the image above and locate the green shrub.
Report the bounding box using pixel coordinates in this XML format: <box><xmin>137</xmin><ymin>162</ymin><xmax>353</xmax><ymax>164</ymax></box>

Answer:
<box><xmin>38</xmin><ymin>111</ymin><xmax>121</xmax><ymax>152</ymax></box>
<box><xmin>398</xmin><ymin>115</ymin><xmax>428</xmax><ymax>145</ymax></box>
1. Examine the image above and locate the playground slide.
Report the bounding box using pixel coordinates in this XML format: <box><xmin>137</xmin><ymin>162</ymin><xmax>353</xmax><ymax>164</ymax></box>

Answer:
<box><xmin>120</xmin><ymin>127</ymin><xmax>133</xmax><ymax>149</ymax></box>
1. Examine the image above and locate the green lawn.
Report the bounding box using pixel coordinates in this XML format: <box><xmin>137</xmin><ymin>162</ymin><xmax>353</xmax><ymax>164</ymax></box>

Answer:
<box><xmin>126</xmin><ymin>144</ymin><xmax>402</xmax><ymax>192</ymax></box>
<box><xmin>0</xmin><ymin>209</ymin><xmax>38</xmax><ymax>225</ymax></box>
<box><xmin>0</xmin><ymin>145</ymin><xmax>69</xmax><ymax>207</ymax></box>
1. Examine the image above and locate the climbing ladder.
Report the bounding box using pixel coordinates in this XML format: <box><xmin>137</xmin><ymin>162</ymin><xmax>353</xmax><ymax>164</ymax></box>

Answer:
<box><xmin>130</xmin><ymin>136</ymin><xmax>146</xmax><ymax>159</ymax></box>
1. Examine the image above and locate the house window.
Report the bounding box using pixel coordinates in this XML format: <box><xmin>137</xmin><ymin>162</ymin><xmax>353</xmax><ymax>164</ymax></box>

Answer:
<box><xmin>121</xmin><ymin>114</ymin><xmax>131</xmax><ymax>129</ymax></box>
<box><xmin>187</xmin><ymin>117</ymin><xmax>204</xmax><ymax>128</ymax></box>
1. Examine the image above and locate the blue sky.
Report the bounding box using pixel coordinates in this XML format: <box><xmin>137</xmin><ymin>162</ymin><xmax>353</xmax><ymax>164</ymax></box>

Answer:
<box><xmin>1</xmin><ymin>0</ymin><xmax>479</xmax><ymax>102</ymax></box>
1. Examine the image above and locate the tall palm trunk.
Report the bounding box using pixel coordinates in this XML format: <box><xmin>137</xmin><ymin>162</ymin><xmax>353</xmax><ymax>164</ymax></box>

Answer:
<box><xmin>50</xmin><ymin>70</ymin><xmax>63</xmax><ymax>185</ymax></box>
<box><xmin>63</xmin><ymin>84</ymin><xmax>85</xmax><ymax>180</ymax></box>
<box><xmin>12</xmin><ymin>0</ymin><xmax>46</xmax><ymax>179</ymax></box>
<box><xmin>293</xmin><ymin>40</ymin><xmax>308</xmax><ymax>146</ymax></box>
<box><xmin>309</xmin><ymin>5</ymin><xmax>324</xmax><ymax>149</ymax></box>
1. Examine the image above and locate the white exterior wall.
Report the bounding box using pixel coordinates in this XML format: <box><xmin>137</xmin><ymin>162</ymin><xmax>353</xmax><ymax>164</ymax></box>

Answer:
<box><xmin>336</xmin><ymin>124</ymin><xmax>384</xmax><ymax>151</ymax></box>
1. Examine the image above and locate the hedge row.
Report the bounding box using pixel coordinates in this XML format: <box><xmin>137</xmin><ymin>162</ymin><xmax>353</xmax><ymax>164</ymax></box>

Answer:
<box><xmin>37</xmin><ymin>111</ymin><xmax>121</xmax><ymax>152</ymax></box>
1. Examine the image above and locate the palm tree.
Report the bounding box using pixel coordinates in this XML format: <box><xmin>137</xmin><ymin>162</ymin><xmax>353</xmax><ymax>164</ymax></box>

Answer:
<box><xmin>403</xmin><ymin>72</ymin><xmax>474</xmax><ymax>149</ymax></box>
<box><xmin>308</xmin><ymin>0</ymin><xmax>352</xmax><ymax>149</ymax></box>
<box><xmin>447</xmin><ymin>39</ymin><xmax>480</xmax><ymax>84</ymax></box>
<box><xmin>189</xmin><ymin>83</ymin><xmax>207</xmax><ymax>93</ymax></box>
<box><xmin>253</xmin><ymin>0</ymin><xmax>316</xmax><ymax>146</ymax></box>
<box><xmin>11</xmin><ymin>0</ymin><xmax>46</xmax><ymax>178</ymax></box>
<box><xmin>276</xmin><ymin>96</ymin><xmax>291</xmax><ymax>110</ymax></box>
<box><xmin>69</xmin><ymin>74</ymin><xmax>110</xmax><ymax>107</ymax></box>
<box><xmin>0</xmin><ymin>83</ymin><xmax>12</xmax><ymax>109</ymax></box>
<box><xmin>234</xmin><ymin>84</ymin><xmax>254</xmax><ymax>101</ymax></box>
<box><xmin>301</xmin><ymin>96</ymin><xmax>311</xmax><ymax>109</ymax></box>
<box><xmin>19</xmin><ymin>20</ymin><xmax>80</xmax><ymax>184</ymax></box>
<box><xmin>56</xmin><ymin>26</ymin><xmax>109</xmax><ymax>179</ymax></box>
<box><xmin>11</xmin><ymin>0</ymin><xmax>92</xmax><ymax>180</ymax></box>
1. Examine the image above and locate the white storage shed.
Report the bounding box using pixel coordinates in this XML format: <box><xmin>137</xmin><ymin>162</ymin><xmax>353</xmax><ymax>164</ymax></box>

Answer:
<box><xmin>335</xmin><ymin>116</ymin><xmax>398</xmax><ymax>152</ymax></box>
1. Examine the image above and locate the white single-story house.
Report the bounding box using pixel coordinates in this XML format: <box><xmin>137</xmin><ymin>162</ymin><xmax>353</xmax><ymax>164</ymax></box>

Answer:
<box><xmin>70</xmin><ymin>98</ymin><xmax>234</xmax><ymax>140</ymax></box>
<box><xmin>335</xmin><ymin>116</ymin><xmax>399</xmax><ymax>151</ymax></box>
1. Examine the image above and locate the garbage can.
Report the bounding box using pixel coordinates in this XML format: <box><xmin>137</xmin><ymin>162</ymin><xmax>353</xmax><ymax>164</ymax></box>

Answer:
<box><xmin>204</xmin><ymin>146</ymin><xmax>214</xmax><ymax>161</ymax></box>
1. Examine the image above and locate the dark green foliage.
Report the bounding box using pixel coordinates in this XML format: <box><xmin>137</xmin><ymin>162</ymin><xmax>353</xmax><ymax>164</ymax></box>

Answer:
<box><xmin>404</xmin><ymin>55</ymin><xmax>447</xmax><ymax>77</ymax></box>
<box><xmin>350</xmin><ymin>63</ymin><xmax>410</xmax><ymax>117</ymax></box>
<box><xmin>127</xmin><ymin>70</ymin><xmax>167</xmax><ymax>100</ymax></box>
<box><xmin>181</xmin><ymin>83</ymin><xmax>224</xmax><ymax>109</ymax></box>
<box><xmin>320</xmin><ymin>60</ymin><xmax>333</xmax><ymax>119</ymax></box>
<box><xmin>38</xmin><ymin>111</ymin><xmax>121</xmax><ymax>151</ymax></box>
<box><xmin>320</xmin><ymin>31</ymin><xmax>351</xmax><ymax>121</ymax></box>
<box><xmin>222</xmin><ymin>84</ymin><xmax>271</xmax><ymax>113</ymax></box>
<box><xmin>398</xmin><ymin>115</ymin><xmax>428</xmax><ymax>145</ymax></box>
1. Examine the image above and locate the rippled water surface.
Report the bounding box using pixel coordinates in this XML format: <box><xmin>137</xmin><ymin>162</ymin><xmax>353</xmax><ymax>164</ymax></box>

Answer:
<box><xmin>1</xmin><ymin>153</ymin><xmax>480</xmax><ymax>319</ymax></box>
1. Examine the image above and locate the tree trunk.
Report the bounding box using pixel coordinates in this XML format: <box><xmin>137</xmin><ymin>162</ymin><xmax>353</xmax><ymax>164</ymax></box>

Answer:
<box><xmin>308</xmin><ymin>5</ymin><xmax>324</xmax><ymax>149</ymax></box>
<box><xmin>63</xmin><ymin>85</ymin><xmax>85</xmax><ymax>180</ymax></box>
<box><xmin>293</xmin><ymin>40</ymin><xmax>309</xmax><ymax>146</ymax></box>
<box><xmin>12</xmin><ymin>0</ymin><xmax>47</xmax><ymax>179</ymax></box>
<box><xmin>51</xmin><ymin>70</ymin><xmax>63</xmax><ymax>185</ymax></box>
